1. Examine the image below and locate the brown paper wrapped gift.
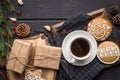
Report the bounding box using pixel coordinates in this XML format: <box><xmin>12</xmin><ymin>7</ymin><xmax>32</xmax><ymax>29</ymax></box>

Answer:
<box><xmin>7</xmin><ymin>39</ymin><xmax>32</xmax><ymax>74</ymax></box>
<box><xmin>34</xmin><ymin>45</ymin><xmax>62</xmax><ymax>70</ymax></box>
<box><xmin>7</xmin><ymin>34</ymin><xmax>58</xmax><ymax>80</ymax></box>
<box><xmin>24</xmin><ymin>34</ymin><xmax>47</xmax><ymax>65</ymax></box>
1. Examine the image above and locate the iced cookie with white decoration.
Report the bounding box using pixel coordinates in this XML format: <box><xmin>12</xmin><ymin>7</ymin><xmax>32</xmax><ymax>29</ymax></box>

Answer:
<box><xmin>97</xmin><ymin>41</ymin><xmax>120</xmax><ymax>64</ymax></box>
<box><xmin>87</xmin><ymin>17</ymin><xmax>112</xmax><ymax>41</ymax></box>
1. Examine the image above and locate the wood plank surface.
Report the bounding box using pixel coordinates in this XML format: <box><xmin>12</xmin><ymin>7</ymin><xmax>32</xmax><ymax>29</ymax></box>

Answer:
<box><xmin>7</xmin><ymin>0</ymin><xmax>120</xmax><ymax>80</ymax></box>
<box><xmin>15</xmin><ymin>20</ymin><xmax>63</xmax><ymax>31</ymax></box>
<box><xmin>8</xmin><ymin>0</ymin><xmax>118</xmax><ymax>19</ymax></box>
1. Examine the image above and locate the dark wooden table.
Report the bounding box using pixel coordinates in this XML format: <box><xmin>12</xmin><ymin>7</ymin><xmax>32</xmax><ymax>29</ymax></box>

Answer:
<box><xmin>9</xmin><ymin>0</ymin><xmax>120</xmax><ymax>80</ymax></box>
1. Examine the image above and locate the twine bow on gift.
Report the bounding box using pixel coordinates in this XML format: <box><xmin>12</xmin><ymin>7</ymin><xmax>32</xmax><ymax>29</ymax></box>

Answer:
<box><xmin>33</xmin><ymin>53</ymin><xmax>62</xmax><ymax>69</ymax></box>
<box><xmin>6</xmin><ymin>43</ymin><xmax>32</xmax><ymax>67</ymax></box>
<box><xmin>33</xmin><ymin>45</ymin><xmax>64</xmax><ymax>69</ymax></box>
<box><xmin>8</xmin><ymin>51</ymin><xmax>29</xmax><ymax>67</ymax></box>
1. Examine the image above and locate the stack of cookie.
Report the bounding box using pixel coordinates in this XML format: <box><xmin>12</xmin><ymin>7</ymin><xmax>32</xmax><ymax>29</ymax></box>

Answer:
<box><xmin>87</xmin><ymin>17</ymin><xmax>120</xmax><ymax>64</ymax></box>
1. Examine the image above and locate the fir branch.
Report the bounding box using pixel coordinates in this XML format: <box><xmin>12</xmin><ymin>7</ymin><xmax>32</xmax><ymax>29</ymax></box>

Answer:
<box><xmin>5</xmin><ymin>0</ymin><xmax>15</xmax><ymax>12</ymax></box>
<box><xmin>0</xmin><ymin>29</ymin><xmax>6</xmax><ymax>36</ymax></box>
<box><xmin>0</xmin><ymin>25</ymin><xmax>7</xmax><ymax>36</ymax></box>
<box><xmin>0</xmin><ymin>0</ymin><xmax>14</xmax><ymax>66</ymax></box>
<box><xmin>0</xmin><ymin>22</ymin><xmax>14</xmax><ymax>37</ymax></box>
<box><xmin>0</xmin><ymin>6</ymin><xmax>5</xmax><ymax>23</ymax></box>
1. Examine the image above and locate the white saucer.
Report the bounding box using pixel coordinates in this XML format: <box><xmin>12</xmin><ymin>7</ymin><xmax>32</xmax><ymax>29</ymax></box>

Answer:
<box><xmin>62</xmin><ymin>30</ymin><xmax>97</xmax><ymax>66</ymax></box>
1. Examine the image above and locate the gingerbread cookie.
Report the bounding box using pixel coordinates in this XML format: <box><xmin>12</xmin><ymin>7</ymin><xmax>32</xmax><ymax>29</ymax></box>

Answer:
<box><xmin>97</xmin><ymin>41</ymin><xmax>120</xmax><ymax>64</ymax></box>
<box><xmin>87</xmin><ymin>17</ymin><xmax>112</xmax><ymax>41</ymax></box>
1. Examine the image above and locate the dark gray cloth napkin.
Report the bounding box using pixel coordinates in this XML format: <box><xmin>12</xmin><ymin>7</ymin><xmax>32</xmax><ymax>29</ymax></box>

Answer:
<box><xmin>31</xmin><ymin>11</ymin><xmax>120</xmax><ymax>80</ymax></box>
<box><xmin>43</xmin><ymin>12</ymin><xmax>105</xmax><ymax>80</ymax></box>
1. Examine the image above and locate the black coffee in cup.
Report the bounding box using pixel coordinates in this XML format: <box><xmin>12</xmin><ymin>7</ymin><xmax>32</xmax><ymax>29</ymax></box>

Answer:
<box><xmin>71</xmin><ymin>38</ymin><xmax>90</xmax><ymax>57</ymax></box>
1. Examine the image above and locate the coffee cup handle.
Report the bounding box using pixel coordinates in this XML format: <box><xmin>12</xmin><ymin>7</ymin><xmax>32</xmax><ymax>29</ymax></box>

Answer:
<box><xmin>70</xmin><ymin>58</ymin><xmax>76</xmax><ymax>63</ymax></box>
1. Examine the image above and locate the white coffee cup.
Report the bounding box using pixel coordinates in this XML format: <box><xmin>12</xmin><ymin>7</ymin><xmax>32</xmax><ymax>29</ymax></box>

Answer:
<box><xmin>62</xmin><ymin>30</ymin><xmax>97</xmax><ymax>66</ymax></box>
<box><xmin>69</xmin><ymin>36</ymin><xmax>92</xmax><ymax>63</ymax></box>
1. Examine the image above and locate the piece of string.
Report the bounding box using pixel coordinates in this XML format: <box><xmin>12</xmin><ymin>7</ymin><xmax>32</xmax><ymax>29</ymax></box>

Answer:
<box><xmin>33</xmin><ymin>54</ymin><xmax>67</xmax><ymax>63</ymax></box>
<box><xmin>6</xmin><ymin>42</ymin><xmax>67</xmax><ymax>68</ymax></box>
<box><xmin>33</xmin><ymin>54</ymin><xmax>60</xmax><ymax>60</ymax></box>
<box><xmin>5</xmin><ymin>43</ymin><xmax>33</xmax><ymax>68</ymax></box>
<box><xmin>33</xmin><ymin>45</ymin><xmax>66</xmax><ymax>63</ymax></box>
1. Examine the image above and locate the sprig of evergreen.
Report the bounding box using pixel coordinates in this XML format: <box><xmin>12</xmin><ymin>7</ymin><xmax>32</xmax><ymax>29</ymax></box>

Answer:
<box><xmin>0</xmin><ymin>0</ymin><xmax>15</xmax><ymax>67</ymax></box>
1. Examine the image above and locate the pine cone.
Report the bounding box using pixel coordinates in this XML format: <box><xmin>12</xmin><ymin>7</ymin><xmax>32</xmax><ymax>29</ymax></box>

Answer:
<box><xmin>112</xmin><ymin>14</ymin><xmax>120</xmax><ymax>25</ymax></box>
<box><xmin>110</xmin><ymin>5</ymin><xmax>119</xmax><ymax>16</ymax></box>
<box><xmin>16</xmin><ymin>23</ymin><xmax>30</xmax><ymax>37</ymax></box>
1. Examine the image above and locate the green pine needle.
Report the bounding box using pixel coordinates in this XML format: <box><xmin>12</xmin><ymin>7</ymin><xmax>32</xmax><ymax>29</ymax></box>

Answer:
<box><xmin>0</xmin><ymin>6</ymin><xmax>5</xmax><ymax>23</ymax></box>
<box><xmin>5</xmin><ymin>0</ymin><xmax>15</xmax><ymax>12</ymax></box>
<box><xmin>0</xmin><ymin>0</ymin><xmax>14</xmax><ymax>66</ymax></box>
<box><xmin>4</xmin><ymin>21</ymin><xmax>14</xmax><ymax>37</ymax></box>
